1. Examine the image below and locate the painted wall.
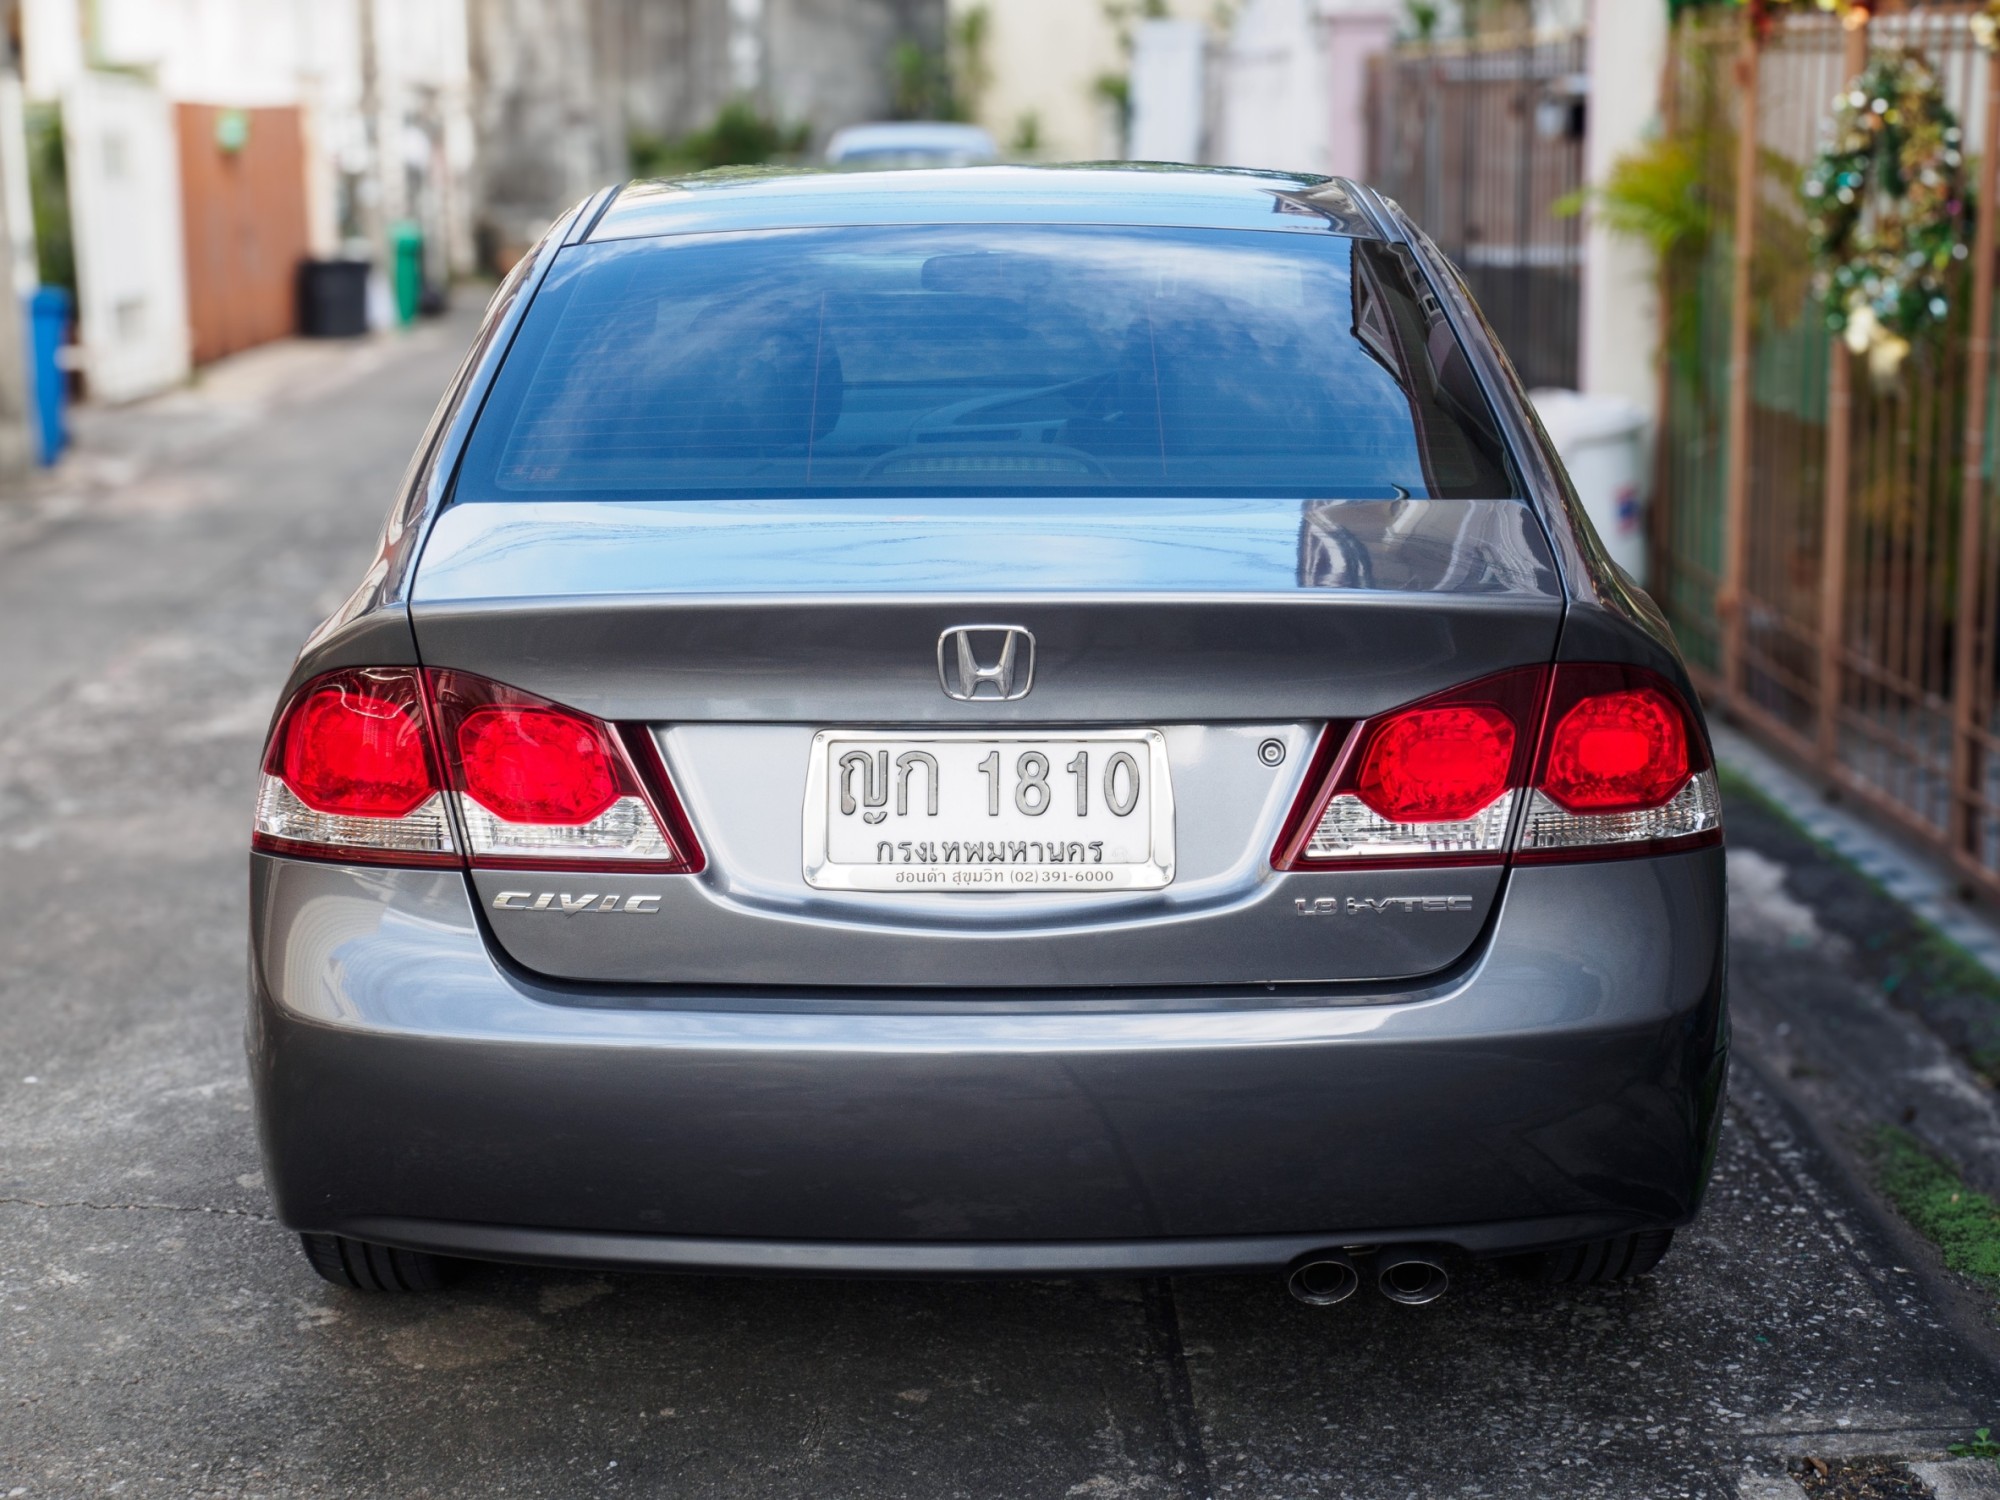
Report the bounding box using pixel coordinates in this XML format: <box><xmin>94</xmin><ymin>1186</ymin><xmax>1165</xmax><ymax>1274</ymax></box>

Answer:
<box><xmin>949</xmin><ymin>0</ymin><xmax>1212</xmax><ymax>162</ymax></box>
<box><xmin>1217</xmin><ymin>0</ymin><xmax>1326</xmax><ymax>173</ymax></box>
<box><xmin>62</xmin><ymin>71</ymin><xmax>190</xmax><ymax>400</ymax></box>
<box><xmin>1129</xmin><ymin>19</ymin><xmax>1205</xmax><ymax>164</ymax></box>
<box><xmin>1320</xmin><ymin>6</ymin><xmax>1396</xmax><ymax>182</ymax></box>
<box><xmin>1578</xmin><ymin>0</ymin><xmax>1665</xmax><ymax>412</ymax></box>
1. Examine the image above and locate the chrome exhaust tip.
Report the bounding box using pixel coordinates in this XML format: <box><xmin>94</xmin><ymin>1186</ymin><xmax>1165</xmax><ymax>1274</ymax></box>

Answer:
<box><xmin>1375</xmin><ymin>1247</ymin><xmax>1450</xmax><ymax>1305</ymax></box>
<box><xmin>1285</xmin><ymin>1251</ymin><xmax>1361</xmax><ymax>1306</ymax></box>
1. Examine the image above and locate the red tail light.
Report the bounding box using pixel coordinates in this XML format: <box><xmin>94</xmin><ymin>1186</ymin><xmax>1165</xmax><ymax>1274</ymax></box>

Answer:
<box><xmin>1273</xmin><ymin>668</ymin><xmax>1544</xmax><ymax>870</ymax></box>
<box><xmin>1274</xmin><ymin>663</ymin><xmax>1720</xmax><ymax>871</ymax></box>
<box><xmin>253</xmin><ymin>668</ymin><xmax>703</xmax><ymax>873</ymax></box>
<box><xmin>456</xmin><ymin>705</ymin><xmax>622</xmax><ymax>824</ymax></box>
<box><xmin>253</xmin><ymin>668</ymin><xmax>455</xmax><ymax>865</ymax></box>
<box><xmin>429</xmin><ymin>671</ymin><xmax>702</xmax><ymax>872</ymax></box>
<box><xmin>1514</xmin><ymin>664</ymin><xmax>1718</xmax><ymax>863</ymax></box>
<box><xmin>1356</xmin><ymin>703</ymin><xmax>1517</xmax><ymax>822</ymax></box>
<box><xmin>278</xmin><ymin>680</ymin><xmax>435</xmax><ymax>818</ymax></box>
<box><xmin>1538</xmin><ymin>685</ymin><xmax>1689</xmax><ymax>813</ymax></box>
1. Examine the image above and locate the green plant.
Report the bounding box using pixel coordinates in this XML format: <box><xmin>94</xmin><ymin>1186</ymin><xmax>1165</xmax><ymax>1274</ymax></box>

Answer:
<box><xmin>951</xmin><ymin>4</ymin><xmax>993</xmax><ymax>122</ymax></box>
<box><xmin>882</xmin><ymin>9</ymin><xmax>990</xmax><ymax>125</ymax></box>
<box><xmin>1561</xmin><ymin>134</ymin><xmax>1709</xmax><ymax>262</ymax></box>
<box><xmin>1567</xmin><ymin>81</ymin><xmax>1810</xmax><ymax>391</ymax></box>
<box><xmin>1091</xmin><ymin>0</ymin><xmax>1170</xmax><ymax>141</ymax></box>
<box><xmin>1406</xmin><ymin>2</ymin><xmax>1441</xmax><ymax>41</ymax></box>
<box><xmin>1803</xmin><ymin>50</ymin><xmax>1970</xmax><ymax>385</ymax></box>
<box><xmin>629</xmin><ymin>98</ymin><xmax>809</xmax><ymax>178</ymax></box>
<box><xmin>1866</xmin><ymin>1126</ymin><xmax>2000</xmax><ymax>1287</ymax></box>
<box><xmin>1950</xmin><ymin>1428</ymin><xmax>2000</xmax><ymax>1462</ymax></box>
<box><xmin>24</xmin><ymin>103</ymin><xmax>72</xmax><ymax>292</ymax></box>
<box><xmin>891</xmin><ymin>39</ymin><xmax>957</xmax><ymax>120</ymax></box>
<box><xmin>1010</xmin><ymin>111</ymin><xmax>1044</xmax><ymax>157</ymax></box>
<box><xmin>1092</xmin><ymin>71</ymin><xmax>1131</xmax><ymax>120</ymax></box>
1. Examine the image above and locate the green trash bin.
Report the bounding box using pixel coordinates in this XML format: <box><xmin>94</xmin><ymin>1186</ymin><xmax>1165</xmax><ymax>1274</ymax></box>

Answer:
<box><xmin>389</xmin><ymin>220</ymin><xmax>424</xmax><ymax>327</ymax></box>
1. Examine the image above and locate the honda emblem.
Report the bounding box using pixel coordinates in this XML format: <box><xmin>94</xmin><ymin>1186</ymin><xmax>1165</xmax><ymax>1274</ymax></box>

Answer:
<box><xmin>937</xmin><ymin>625</ymin><xmax>1035</xmax><ymax>702</ymax></box>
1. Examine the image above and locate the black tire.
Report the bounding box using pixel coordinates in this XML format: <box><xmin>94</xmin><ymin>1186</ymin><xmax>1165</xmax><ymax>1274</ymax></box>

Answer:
<box><xmin>299</xmin><ymin>1233</ymin><xmax>456</xmax><ymax>1292</ymax></box>
<box><xmin>1528</xmin><ymin>1228</ymin><xmax>1675</xmax><ymax>1285</ymax></box>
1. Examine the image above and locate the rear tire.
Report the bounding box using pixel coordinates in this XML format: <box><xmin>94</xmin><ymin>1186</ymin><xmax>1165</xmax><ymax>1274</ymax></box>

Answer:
<box><xmin>299</xmin><ymin>1233</ymin><xmax>456</xmax><ymax>1292</ymax></box>
<box><xmin>1527</xmin><ymin>1228</ymin><xmax>1675</xmax><ymax>1285</ymax></box>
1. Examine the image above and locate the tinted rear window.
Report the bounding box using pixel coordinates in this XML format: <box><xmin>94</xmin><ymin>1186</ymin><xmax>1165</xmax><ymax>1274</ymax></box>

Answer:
<box><xmin>457</xmin><ymin>225</ymin><xmax>1517</xmax><ymax>502</ymax></box>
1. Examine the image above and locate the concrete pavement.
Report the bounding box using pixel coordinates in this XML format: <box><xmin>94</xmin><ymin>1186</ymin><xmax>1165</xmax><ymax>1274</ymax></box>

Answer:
<box><xmin>3</xmin><ymin>309</ymin><xmax>2000</xmax><ymax>1499</ymax></box>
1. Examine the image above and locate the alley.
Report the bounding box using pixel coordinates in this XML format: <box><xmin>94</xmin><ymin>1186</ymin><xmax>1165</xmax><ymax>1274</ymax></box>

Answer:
<box><xmin>3</xmin><ymin>314</ymin><xmax>2000</xmax><ymax>1500</ymax></box>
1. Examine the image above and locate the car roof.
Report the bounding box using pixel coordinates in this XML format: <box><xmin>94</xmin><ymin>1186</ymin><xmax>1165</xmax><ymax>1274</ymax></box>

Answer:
<box><xmin>584</xmin><ymin>164</ymin><xmax>1384</xmax><ymax>244</ymax></box>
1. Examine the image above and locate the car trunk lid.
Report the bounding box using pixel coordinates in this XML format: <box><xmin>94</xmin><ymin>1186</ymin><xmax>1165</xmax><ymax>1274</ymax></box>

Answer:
<box><xmin>410</xmin><ymin>494</ymin><xmax>1563</xmax><ymax>987</ymax></box>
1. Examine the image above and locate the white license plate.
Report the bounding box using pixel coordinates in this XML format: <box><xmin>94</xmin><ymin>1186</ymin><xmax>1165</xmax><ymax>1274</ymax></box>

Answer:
<box><xmin>803</xmin><ymin>730</ymin><xmax>1175</xmax><ymax>892</ymax></box>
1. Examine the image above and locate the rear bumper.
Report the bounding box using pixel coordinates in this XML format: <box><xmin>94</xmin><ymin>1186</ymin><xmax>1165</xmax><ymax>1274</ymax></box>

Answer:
<box><xmin>319</xmin><ymin>1212</ymin><xmax>1672</xmax><ymax>1277</ymax></box>
<box><xmin>248</xmin><ymin>849</ymin><xmax>1726</xmax><ymax>1270</ymax></box>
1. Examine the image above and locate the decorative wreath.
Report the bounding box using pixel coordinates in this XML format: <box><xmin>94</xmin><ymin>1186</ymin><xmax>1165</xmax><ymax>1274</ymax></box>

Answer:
<box><xmin>1801</xmin><ymin>49</ymin><xmax>1971</xmax><ymax>383</ymax></box>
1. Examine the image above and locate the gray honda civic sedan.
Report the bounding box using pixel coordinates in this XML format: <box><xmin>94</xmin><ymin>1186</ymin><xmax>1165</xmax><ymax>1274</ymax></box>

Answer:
<box><xmin>248</xmin><ymin>166</ymin><xmax>1725</xmax><ymax>1306</ymax></box>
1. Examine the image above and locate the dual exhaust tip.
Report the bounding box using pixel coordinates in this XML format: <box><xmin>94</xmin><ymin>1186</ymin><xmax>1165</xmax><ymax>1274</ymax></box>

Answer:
<box><xmin>1285</xmin><ymin>1247</ymin><xmax>1449</xmax><ymax>1307</ymax></box>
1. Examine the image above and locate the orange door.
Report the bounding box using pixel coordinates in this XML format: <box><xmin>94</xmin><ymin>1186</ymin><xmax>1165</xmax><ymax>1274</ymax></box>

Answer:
<box><xmin>176</xmin><ymin>104</ymin><xmax>310</xmax><ymax>364</ymax></box>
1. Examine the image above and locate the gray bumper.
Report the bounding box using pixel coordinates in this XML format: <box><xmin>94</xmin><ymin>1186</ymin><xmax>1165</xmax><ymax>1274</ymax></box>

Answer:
<box><xmin>248</xmin><ymin>850</ymin><xmax>1726</xmax><ymax>1270</ymax></box>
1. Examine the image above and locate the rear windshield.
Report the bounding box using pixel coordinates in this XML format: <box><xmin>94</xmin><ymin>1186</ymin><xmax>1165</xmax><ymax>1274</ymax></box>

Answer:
<box><xmin>456</xmin><ymin>225</ymin><xmax>1517</xmax><ymax>502</ymax></box>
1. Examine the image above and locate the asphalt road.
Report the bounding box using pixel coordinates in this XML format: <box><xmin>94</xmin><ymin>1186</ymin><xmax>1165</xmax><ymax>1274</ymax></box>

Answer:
<box><xmin>4</xmin><ymin>309</ymin><xmax>2000</xmax><ymax>1500</ymax></box>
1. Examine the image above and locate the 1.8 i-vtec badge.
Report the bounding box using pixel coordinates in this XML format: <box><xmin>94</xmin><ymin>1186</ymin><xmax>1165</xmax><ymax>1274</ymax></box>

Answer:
<box><xmin>1295</xmin><ymin>895</ymin><xmax>1476</xmax><ymax>916</ymax></box>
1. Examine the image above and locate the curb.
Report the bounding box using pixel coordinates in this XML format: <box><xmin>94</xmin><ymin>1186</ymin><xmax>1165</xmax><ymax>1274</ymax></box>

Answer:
<box><xmin>1712</xmin><ymin>721</ymin><xmax>2000</xmax><ymax>981</ymax></box>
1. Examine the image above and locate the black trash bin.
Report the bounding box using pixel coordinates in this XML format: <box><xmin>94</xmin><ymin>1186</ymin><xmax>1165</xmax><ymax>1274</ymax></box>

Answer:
<box><xmin>297</xmin><ymin>259</ymin><xmax>371</xmax><ymax>338</ymax></box>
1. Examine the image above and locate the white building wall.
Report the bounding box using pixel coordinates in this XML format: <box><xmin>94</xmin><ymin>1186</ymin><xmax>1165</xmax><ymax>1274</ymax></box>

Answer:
<box><xmin>1578</xmin><ymin>0</ymin><xmax>1665</xmax><ymax>412</ymax></box>
<box><xmin>19</xmin><ymin>0</ymin><xmax>83</xmax><ymax>102</ymax></box>
<box><xmin>1128</xmin><ymin>20</ymin><xmax>1205</xmax><ymax>165</ymax></box>
<box><xmin>1217</xmin><ymin>0</ymin><xmax>1326</xmax><ymax>174</ymax></box>
<box><xmin>948</xmin><ymin>0</ymin><xmax>1211</xmax><ymax>162</ymax></box>
<box><xmin>62</xmin><ymin>71</ymin><xmax>190</xmax><ymax>400</ymax></box>
<box><xmin>295</xmin><ymin>0</ymin><xmax>365</xmax><ymax>258</ymax></box>
<box><xmin>1318</xmin><ymin>2</ymin><xmax>1397</xmax><ymax>181</ymax></box>
<box><xmin>97</xmin><ymin>0</ymin><xmax>306</xmax><ymax>105</ymax></box>
<box><xmin>365</xmin><ymin>0</ymin><xmax>479</xmax><ymax>277</ymax></box>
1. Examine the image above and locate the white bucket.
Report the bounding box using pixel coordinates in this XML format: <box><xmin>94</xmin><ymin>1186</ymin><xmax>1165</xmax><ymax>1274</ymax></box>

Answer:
<box><xmin>1530</xmin><ymin>389</ymin><xmax>1650</xmax><ymax>583</ymax></box>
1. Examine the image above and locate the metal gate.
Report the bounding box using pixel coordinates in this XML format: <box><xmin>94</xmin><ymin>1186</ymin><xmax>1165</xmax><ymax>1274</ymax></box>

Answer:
<box><xmin>1367</xmin><ymin>32</ymin><xmax>1588</xmax><ymax>392</ymax></box>
<box><xmin>1654</xmin><ymin>3</ymin><xmax>2000</xmax><ymax>898</ymax></box>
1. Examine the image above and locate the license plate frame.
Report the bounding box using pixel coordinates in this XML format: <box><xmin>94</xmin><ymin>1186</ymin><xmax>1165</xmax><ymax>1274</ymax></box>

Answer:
<box><xmin>802</xmin><ymin>729</ymin><xmax>1175</xmax><ymax>892</ymax></box>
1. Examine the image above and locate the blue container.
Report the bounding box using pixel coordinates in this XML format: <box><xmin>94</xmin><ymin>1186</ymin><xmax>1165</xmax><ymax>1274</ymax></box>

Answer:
<box><xmin>27</xmin><ymin>285</ymin><xmax>70</xmax><ymax>465</ymax></box>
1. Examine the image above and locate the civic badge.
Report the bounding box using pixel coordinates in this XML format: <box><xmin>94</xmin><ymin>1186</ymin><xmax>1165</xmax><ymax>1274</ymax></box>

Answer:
<box><xmin>937</xmin><ymin>625</ymin><xmax>1034</xmax><ymax>702</ymax></box>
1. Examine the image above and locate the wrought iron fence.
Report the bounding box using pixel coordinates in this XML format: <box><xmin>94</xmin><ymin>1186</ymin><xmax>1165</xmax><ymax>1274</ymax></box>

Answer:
<box><xmin>1653</xmin><ymin>3</ymin><xmax>2000</xmax><ymax>896</ymax></box>
<box><xmin>1367</xmin><ymin>31</ymin><xmax>1589</xmax><ymax>391</ymax></box>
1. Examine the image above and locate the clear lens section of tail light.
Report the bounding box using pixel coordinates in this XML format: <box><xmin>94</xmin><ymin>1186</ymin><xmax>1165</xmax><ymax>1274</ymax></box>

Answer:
<box><xmin>1516</xmin><ymin>665</ymin><xmax>1721</xmax><ymax>862</ymax></box>
<box><xmin>1517</xmin><ymin>770</ymin><xmax>1721</xmax><ymax>854</ymax></box>
<box><xmin>1303</xmin><ymin>790</ymin><xmax>1517</xmax><ymax>861</ymax></box>
<box><xmin>1273</xmin><ymin>668</ymin><xmax>1545</xmax><ymax>869</ymax></box>
<box><xmin>252</xmin><ymin>668</ymin><xmax>456</xmax><ymax>864</ymax></box>
<box><xmin>428</xmin><ymin>670</ymin><xmax>701</xmax><ymax>871</ymax></box>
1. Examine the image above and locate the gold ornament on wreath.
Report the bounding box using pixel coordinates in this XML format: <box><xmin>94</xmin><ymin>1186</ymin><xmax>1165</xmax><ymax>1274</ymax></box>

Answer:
<box><xmin>1801</xmin><ymin>48</ymin><xmax>1972</xmax><ymax>385</ymax></box>
<box><xmin>1975</xmin><ymin>2</ymin><xmax>2000</xmax><ymax>54</ymax></box>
